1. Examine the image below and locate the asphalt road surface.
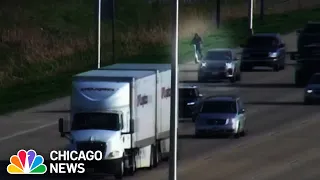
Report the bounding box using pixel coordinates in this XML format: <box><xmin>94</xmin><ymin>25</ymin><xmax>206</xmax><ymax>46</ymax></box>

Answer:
<box><xmin>1</xmin><ymin>33</ymin><xmax>320</xmax><ymax>180</ymax></box>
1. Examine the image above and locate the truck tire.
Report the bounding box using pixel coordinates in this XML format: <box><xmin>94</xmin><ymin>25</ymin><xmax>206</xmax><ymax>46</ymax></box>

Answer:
<box><xmin>148</xmin><ymin>146</ymin><xmax>155</xmax><ymax>169</ymax></box>
<box><xmin>114</xmin><ymin>158</ymin><xmax>125</xmax><ymax>179</ymax></box>
<box><xmin>126</xmin><ymin>154</ymin><xmax>136</xmax><ymax>176</ymax></box>
<box><xmin>152</xmin><ymin>144</ymin><xmax>160</xmax><ymax>168</ymax></box>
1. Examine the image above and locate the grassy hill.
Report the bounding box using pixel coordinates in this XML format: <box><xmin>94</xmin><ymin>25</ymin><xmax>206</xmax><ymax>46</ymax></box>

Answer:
<box><xmin>0</xmin><ymin>0</ymin><xmax>320</xmax><ymax>113</ymax></box>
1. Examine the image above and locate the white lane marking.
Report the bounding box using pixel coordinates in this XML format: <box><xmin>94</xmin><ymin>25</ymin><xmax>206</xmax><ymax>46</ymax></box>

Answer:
<box><xmin>0</xmin><ymin>122</ymin><xmax>57</xmax><ymax>142</ymax></box>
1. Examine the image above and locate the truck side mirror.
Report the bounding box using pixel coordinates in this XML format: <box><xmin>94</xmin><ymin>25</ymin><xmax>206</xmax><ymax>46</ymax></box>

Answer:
<box><xmin>58</xmin><ymin>118</ymin><xmax>65</xmax><ymax>137</ymax></box>
<box><xmin>130</xmin><ymin>119</ymin><xmax>134</xmax><ymax>133</ymax></box>
<box><xmin>279</xmin><ymin>43</ymin><xmax>285</xmax><ymax>48</ymax></box>
<box><xmin>240</xmin><ymin>109</ymin><xmax>245</xmax><ymax>114</ymax></box>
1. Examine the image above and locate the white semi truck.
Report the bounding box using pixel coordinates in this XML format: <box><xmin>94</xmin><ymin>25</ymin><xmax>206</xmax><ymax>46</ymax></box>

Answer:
<box><xmin>58</xmin><ymin>68</ymin><xmax>171</xmax><ymax>179</ymax></box>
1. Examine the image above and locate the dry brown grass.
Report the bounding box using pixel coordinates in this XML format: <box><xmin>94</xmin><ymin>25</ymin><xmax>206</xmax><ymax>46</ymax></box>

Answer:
<box><xmin>0</xmin><ymin>0</ymin><xmax>319</xmax><ymax>87</ymax></box>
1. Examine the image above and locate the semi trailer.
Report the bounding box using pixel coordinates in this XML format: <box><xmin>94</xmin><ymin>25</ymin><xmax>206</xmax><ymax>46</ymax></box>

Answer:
<box><xmin>58</xmin><ymin>69</ymin><xmax>171</xmax><ymax>179</ymax></box>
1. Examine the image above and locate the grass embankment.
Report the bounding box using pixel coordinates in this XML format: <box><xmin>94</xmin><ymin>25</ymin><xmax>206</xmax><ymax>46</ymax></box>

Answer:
<box><xmin>0</xmin><ymin>0</ymin><xmax>320</xmax><ymax>114</ymax></box>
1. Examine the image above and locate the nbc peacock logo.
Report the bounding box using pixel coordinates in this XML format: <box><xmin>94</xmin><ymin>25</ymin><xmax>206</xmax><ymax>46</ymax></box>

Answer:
<box><xmin>7</xmin><ymin>149</ymin><xmax>47</xmax><ymax>174</ymax></box>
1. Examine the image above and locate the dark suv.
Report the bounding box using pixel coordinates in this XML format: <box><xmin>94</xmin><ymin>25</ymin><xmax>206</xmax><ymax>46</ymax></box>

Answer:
<box><xmin>240</xmin><ymin>33</ymin><xmax>286</xmax><ymax>71</ymax></box>
<box><xmin>179</xmin><ymin>85</ymin><xmax>203</xmax><ymax>119</ymax></box>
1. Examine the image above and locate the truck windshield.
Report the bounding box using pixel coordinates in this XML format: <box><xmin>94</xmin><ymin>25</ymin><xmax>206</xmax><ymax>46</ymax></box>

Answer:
<box><xmin>309</xmin><ymin>75</ymin><xmax>320</xmax><ymax>84</ymax></box>
<box><xmin>246</xmin><ymin>36</ymin><xmax>278</xmax><ymax>48</ymax></box>
<box><xmin>201</xmin><ymin>101</ymin><xmax>237</xmax><ymax>113</ymax></box>
<box><xmin>71</xmin><ymin>113</ymin><xmax>120</xmax><ymax>131</ymax></box>
<box><xmin>204</xmin><ymin>51</ymin><xmax>232</xmax><ymax>61</ymax></box>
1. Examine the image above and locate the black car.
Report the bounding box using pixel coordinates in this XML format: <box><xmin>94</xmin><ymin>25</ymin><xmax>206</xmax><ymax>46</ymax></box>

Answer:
<box><xmin>178</xmin><ymin>86</ymin><xmax>203</xmax><ymax>119</ymax></box>
<box><xmin>240</xmin><ymin>33</ymin><xmax>286</xmax><ymax>71</ymax></box>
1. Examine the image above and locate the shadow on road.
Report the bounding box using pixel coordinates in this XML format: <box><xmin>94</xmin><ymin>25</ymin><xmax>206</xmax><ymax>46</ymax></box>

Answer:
<box><xmin>33</xmin><ymin>110</ymin><xmax>70</xmax><ymax>114</ymax></box>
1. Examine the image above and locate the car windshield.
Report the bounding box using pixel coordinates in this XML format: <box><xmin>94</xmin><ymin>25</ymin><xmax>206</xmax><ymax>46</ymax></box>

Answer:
<box><xmin>179</xmin><ymin>88</ymin><xmax>197</xmax><ymax>98</ymax></box>
<box><xmin>309</xmin><ymin>75</ymin><xmax>320</xmax><ymax>84</ymax></box>
<box><xmin>71</xmin><ymin>113</ymin><xmax>120</xmax><ymax>131</ymax></box>
<box><xmin>304</xmin><ymin>24</ymin><xmax>320</xmax><ymax>33</ymax></box>
<box><xmin>204</xmin><ymin>51</ymin><xmax>232</xmax><ymax>61</ymax></box>
<box><xmin>201</xmin><ymin>100</ymin><xmax>237</xmax><ymax>113</ymax></box>
<box><xmin>246</xmin><ymin>36</ymin><xmax>278</xmax><ymax>48</ymax></box>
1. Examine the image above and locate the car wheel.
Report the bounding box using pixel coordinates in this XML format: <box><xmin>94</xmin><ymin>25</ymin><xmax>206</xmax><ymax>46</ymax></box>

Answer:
<box><xmin>240</xmin><ymin>129</ymin><xmax>247</xmax><ymax>137</ymax></box>
<box><xmin>304</xmin><ymin>98</ymin><xmax>312</xmax><ymax>105</ymax></box>
<box><xmin>273</xmin><ymin>64</ymin><xmax>280</xmax><ymax>72</ymax></box>
<box><xmin>195</xmin><ymin>131</ymin><xmax>203</xmax><ymax>138</ymax></box>
<box><xmin>281</xmin><ymin>62</ymin><xmax>285</xmax><ymax>70</ymax></box>
<box><xmin>237</xmin><ymin>72</ymin><xmax>242</xmax><ymax>81</ymax></box>
<box><xmin>233</xmin><ymin>123</ymin><xmax>241</xmax><ymax>139</ymax></box>
<box><xmin>229</xmin><ymin>77</ymin><xmax>236</xmax><ymax>83</ymax></box>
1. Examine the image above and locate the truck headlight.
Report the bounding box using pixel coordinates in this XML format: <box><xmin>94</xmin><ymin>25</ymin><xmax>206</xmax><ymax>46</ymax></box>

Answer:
<box><xmin>108</xmin><ymin>151</ymin><xmax>121</xmax><ymax>158</ymax></box>
<box><xmin>307</xmin><ymin>89</ymin><xmax>313</xmax><ymax>93</ymax></box>
<box><xmin>268</xmin><ymin>52</ymin><xmax>278</xmax><ymax>58</ymax></box>
<box><xmin>187</xmin><ymin>102</ymin><xmax>195</xmax><ymax>105</ymax></box>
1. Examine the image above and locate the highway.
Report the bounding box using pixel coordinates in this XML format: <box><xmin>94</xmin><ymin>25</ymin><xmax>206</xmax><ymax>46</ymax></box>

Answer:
<box><xmin>1</xmin><ymin>32</ymin><xmax>320</xmax><ymax>179</ymax></box>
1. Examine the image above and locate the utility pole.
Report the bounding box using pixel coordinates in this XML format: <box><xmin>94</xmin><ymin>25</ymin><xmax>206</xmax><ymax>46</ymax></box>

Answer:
<box><xmin>248</xmin><ymin>0</ymin><xmax>254</xmax><ymax>35</ymax></box>
<box><xmin>95</xmin><ymin>0</ymin><xmax>102</xmax><ymax>68</ymax></box>
<box><xmin>168</xmin><ymin>0</ymin><xmax>179</xmax><ymax>179</ymax></box>
<box><xmin>111</xmin><ymin>0</ymin><xmax>115</xmax><ymax>64</ymax></box>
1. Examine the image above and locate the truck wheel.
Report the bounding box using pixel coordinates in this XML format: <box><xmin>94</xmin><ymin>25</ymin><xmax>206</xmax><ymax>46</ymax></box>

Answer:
<box><xmin>152</xmin><ymin>144</ymin><xmax>160</xmax><ymax>167</ymax></box>
<box><xmin>148</xmin><ymin>146</ymin><xmax>155</xmax><ymax>169</ymax></box>
<box><xmin>114</xmin><ymin>158</ymin><xmax>124</xmax><ymax>179</ymax></box>
<box><xmin>127</xmin><ymin>154</ymin><xmax>136</xmax><ymax>176</ymax></box>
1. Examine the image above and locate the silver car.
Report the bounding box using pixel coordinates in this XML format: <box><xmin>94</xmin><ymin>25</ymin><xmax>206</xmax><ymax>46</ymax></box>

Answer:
<box><xmin>198</xmin><ymin>48</ymin><xmax>241</xmax><ymax>83</ymax></box>
<box><xmin>304</xmin><ymin>73</ymin><xmax>320</xmax><ymax>104</ymax></box>
<box><xmin>194</xmin><ymin>95</ymin><xmax>247</xmax><ymax>138</ymax></box>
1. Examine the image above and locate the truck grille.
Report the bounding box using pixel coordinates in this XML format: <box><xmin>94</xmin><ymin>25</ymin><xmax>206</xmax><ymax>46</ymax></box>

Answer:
<box><xmin>206</xmin><ymin>119</ymin><xmax>226</xmax><ymax>125</ymax></box>
<box><xmin>76</xmin><ymin>141</ymin><xmax>106</xmax><ymax>157</ymax></box>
